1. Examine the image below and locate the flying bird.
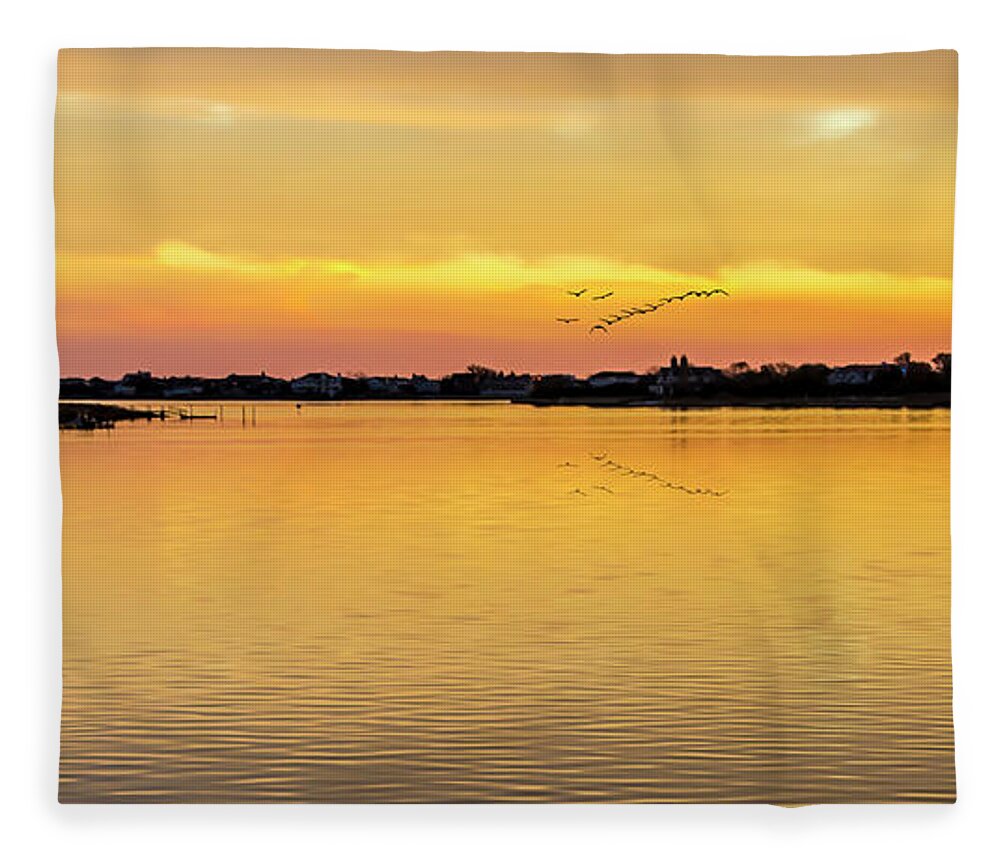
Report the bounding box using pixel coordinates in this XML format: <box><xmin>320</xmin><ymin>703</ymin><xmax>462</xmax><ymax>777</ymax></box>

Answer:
<box><xmin>557</xmin><ymin>462</ymin><xmax>579</xmax><ymax>468</ymax></box>
<box><xmin>556</xmin><ymin>317</ymin><xmax>580</xmax><ymax>324</ymax></box>
<box><xmin>567</xmin><ymin>288</ymin><xmax>588</xmax><ymax>297</ymax></box>
<box><xmin>658</xmin><ymin>288</ymin><xmax>729</xmax><ymax>305</ymax></box>
<box><xmin>592</xmin><ymin>291</ymin><xmax>614</xmax><ymax>300</ymax></box>
<box><xmin>581</xmin><ymin>288</ymin><xmax>730</xmax><ymax>335</ymax></box>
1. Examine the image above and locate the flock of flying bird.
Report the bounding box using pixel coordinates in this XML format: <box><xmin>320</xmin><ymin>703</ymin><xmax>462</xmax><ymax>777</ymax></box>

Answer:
<box><xmin>550</xmin><ymin>284</ymin><xmax>732</xmax><ymax>499</ymax></box>
<box><xmin>556</xmin><ymin>286</ymin><xmax>730</xmax><ymax>334</ymax></box>
<box><xmin>557</xmin><ymin>454</ymin><xmax>729</xmax><ymax>500</ymax></box>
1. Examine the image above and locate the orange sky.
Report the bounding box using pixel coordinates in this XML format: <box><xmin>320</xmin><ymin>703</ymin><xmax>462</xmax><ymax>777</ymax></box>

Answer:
<box><xmin>55</xmin><ymin>49</ymin><xmax>956</xmax><ymax>377</ymax></box>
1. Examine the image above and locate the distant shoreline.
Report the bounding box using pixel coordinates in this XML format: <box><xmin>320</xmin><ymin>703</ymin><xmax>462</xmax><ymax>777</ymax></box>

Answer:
<box><xmin>59</xmin><ymin>359</ymin><xmax>952</xmax><ymax>412</ymax></box>
<box><xmin>523</xmin><ymin>393</ymin><xmax>950</xmax><ymax>409</ymax></box>
<box><xmin>59</xmin><ymin>394</ymin><xmax>950</xmax><ymax>429</ymax></box>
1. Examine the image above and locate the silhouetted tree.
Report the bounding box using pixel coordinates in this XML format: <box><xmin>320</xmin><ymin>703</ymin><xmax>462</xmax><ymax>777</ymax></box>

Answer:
<box><xmin>932</xmin><ymin>352</ymin><xmax>952</xmax><ymax>375</ymax></box>
<box><xmin>466</xmin><ymin>364</ymin><xmax>500</xmax><ymax>379</ymax></box>
<box><xmin>762</xmin><ymin>362</ymin><xmax>794</xmax><ymax>377</ymax></box>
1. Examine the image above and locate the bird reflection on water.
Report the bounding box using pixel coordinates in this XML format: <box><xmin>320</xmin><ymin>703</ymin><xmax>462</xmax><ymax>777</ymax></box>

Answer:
<box><xmin>563</xmin><ymin>452</ymin><xmax>730</xmax><ymax>500</ymax></box>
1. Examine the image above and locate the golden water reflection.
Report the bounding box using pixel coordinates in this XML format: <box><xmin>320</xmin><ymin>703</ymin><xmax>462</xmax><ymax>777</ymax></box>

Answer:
<box><xmin>60</xmin><ymin>404</ymin><xmax>953</xmax><ymax>802</ymax></box>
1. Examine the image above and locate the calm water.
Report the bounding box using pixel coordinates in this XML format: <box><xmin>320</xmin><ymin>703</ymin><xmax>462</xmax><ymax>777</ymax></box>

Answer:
<box><xmin>59</xmin><ymin>404</ymin><xmax>954</xmax><ymax>803</ymax></box>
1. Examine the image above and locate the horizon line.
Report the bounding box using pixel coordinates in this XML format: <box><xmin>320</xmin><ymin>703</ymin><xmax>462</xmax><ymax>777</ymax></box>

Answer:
<box><xmin>60</xmin><ymin>351</ymin><xmax>952</xmax><ymax>382</ymax></box>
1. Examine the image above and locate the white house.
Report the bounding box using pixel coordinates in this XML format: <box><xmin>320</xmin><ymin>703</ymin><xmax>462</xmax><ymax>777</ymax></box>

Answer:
<box><xmin>587</xmin><ymin>371</ymin><xmax>643</xmax><ymax>389</ymax></box>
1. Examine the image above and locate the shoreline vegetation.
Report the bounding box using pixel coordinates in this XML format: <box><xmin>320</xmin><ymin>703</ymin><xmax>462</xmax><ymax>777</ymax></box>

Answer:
<box><xmin>58</xmin><ymin>402</ymin><xmax>163</xmax><ymax>430</ymax></box>
<box><xmin>59</xmin><ymin>352</ymin><xmax>950</xmax><ymax>428</ymax></box>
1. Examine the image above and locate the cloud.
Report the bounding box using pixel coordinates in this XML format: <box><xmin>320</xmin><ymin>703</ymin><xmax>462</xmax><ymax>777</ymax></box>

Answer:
<box><xmin>716</xmin><ymin>261</ymin><xmax>950</xmax><ymax>299</ymax></box>
<box><xmin>148</xmin><ymin>243</ymin><xmax>707</xmax><ymax>292</ymax></box>
<box><xmin>798</xmin><ymin>107</ymin><xmax>878</xmax><ymax>143</ymax></box>
<box><xmin>57</xmin><ymin>92</ymin><xmax>242</xmax><ymax>127</ymax></box>
<box><xmin>155</xmin><ymin>242</ymin><xmax>307</xmax><ymax>277</ymax></box>
<box><xmin>66</xmin><ymin>245</ymin><xmax>950</xmax><ymax>313</ymax></box>
<box><xmin>57</xmin><ymin>88</ymin><xmax>595</xmax><ymax>133</ymax></box>
<box><xmin>356</xmin><ymin>254</ymin><xmax>705</xmax><ymax>290</ymax></box>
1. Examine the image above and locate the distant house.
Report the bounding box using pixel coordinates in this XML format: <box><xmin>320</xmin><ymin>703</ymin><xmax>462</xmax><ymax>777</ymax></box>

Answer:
<box><xmin>221</xmin><ymin>372</ymin><xmax>287</xmax><ymax>398</ymax></box>
<box><xmin>537</xmin><ymin>374</ymin><xmax>576</xmax><ymax>386</ymax></box>
<box><xmin>480</xmin><ymin>374</ymin><xmax>534</xmax><ymax>399</ymax></box>
<box><xmin>161</xmin><ymin>376</ymin><xmax>206</xmax><ymax>398</ymax></box>
<box><xmin>529</xmin><ymin>374</ymin><xmax>577</xmax><ymax>395</ymax></box>
<box><xmin>112</xmin><ymin>370</ymin><xmax>154</xmax><ymax>397</ymax></box>
<box><xmin>651</xmin><ymin>356</ymin><xmax>722</xmax><ymax>397</ymax></box>
<box><xmin>587</xmin><ymin>371</ymin><xmax>643</xmax><ymax>389</ymax></box>
<box><xmin>410</xmin><ymin>375</ymin><xmax>441</xmax><ymax>395</ymax></box>
<box><xmin>827</xmin><ymin>364</ymin><xmax>886</xmax><ymax>386</ymax></box>
<box><xmin>290</xmin><ymin>372</ymin><xmax>343</xmax><ymax>398</ymax></box>
<box><xmin>527</xmin><ymin>374</ymin><xmax>580</xmax><ymax>399</ymax></box>
<box><xmin>365</xmin><ymin>376</ymin><xmax>407</xmax><ymax>395</ymax></box>
<box><xmin>441</xmin><ymin>372</ymin><xmax>481</xmax><ymax>396</ymax></box>
<box><xmin>163</xmin><ymin>383</ymin><xmax>205</xmax><ymax>398</ymax></box>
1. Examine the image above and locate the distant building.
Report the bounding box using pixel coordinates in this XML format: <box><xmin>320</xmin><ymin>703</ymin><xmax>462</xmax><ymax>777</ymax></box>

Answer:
<box><xmin>480</xmin><ymin>374</ymin><xmax>534</xmax><ymax>399</ymax></box>
<box><xmin>651</xmin><ymin>356</ymin><xmax>722</xmax><ymax>396</ymax></box>
<box><xmin>163</xmin><ymin>379</ymin><xmax>205</xmax><ymax>398</ymax></box>
<box><xmin>536</xmin><ymin>374</ymin><xmax>576</xmax><ymax>386</ymax></box>
<box><xmin>587</xmin><ymin>371</ymin><xmax>643</xmax><ymax>389</ymax></box>
<box><xmin>221</xmin><ymin>372</ymin><xmax>287</xmax><ymax>397</ymax></box>
<box><xmin>365</xmin><ymin>376</ymin><xmax>407</xmax><ymax>395</ymax></box>
<box><xmin>290</xmin><ymin>372</ymin><xmax>343</xmax><ymax>398</ymax></box>
<box><xmin>827</xmin><ymin>364</ymin><xmax>886</xmax><ymax>386</ymax></box>
<box><xmin>410</xmin><ymin>375</ymin><xmax>442</xmax><ymax>395</ymax></box>
<box><xmin>528</xmin><ymin>374</ymin><xmax>580</xmax><ymax>399</ymax></box>
<box><xmin>441</xmin><ymin>372</ymin><xmax>481</xmax><ymax>396</ymax></box>
<box><xmin>112</xmin><ymin>370</ymin><xmax>154</xmax><ymax>396</ymax></box>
